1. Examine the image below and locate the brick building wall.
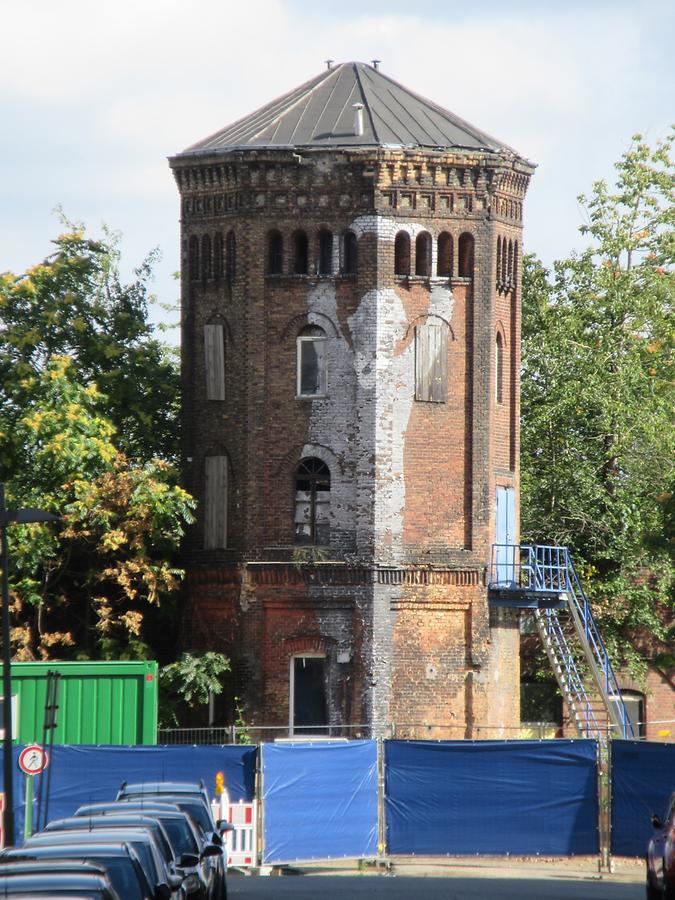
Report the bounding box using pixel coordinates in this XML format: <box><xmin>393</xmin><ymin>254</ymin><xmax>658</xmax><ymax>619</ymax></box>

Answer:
<box><xmin>170</xmin><ymin>144</ymin><xmax>533</xmax><ymax>738</ymax></box>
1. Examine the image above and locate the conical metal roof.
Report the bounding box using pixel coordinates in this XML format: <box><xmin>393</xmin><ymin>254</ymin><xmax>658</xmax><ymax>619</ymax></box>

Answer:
<box><xmin>182</xmin><ymin>61</ymin><xmax>514</xmax><ymax>155</ymax></box>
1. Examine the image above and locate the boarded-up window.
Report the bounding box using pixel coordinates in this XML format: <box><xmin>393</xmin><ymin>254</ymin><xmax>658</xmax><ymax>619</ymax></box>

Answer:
<box><xmin>415</xmin><ymin>323</ymin><xmax>448</xmax><ymax>402</ymax></box>
<box><xmin>297</xmin><ymin>326</ymin><xmax>326</xmax><ymax>397</ymax></box>
<box><xmin>204</xmin><ymin>324</ymin><xmax>225</xmax><ymax>401</ymax></box>
<box><xmin>204</xmin><ymin>455</ymin><xmax>228</xmax><ymax>549</ymax></box>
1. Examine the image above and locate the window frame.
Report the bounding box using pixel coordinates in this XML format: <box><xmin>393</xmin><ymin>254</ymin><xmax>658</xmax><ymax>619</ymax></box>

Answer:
<box><xmin>289</xmin><ymin>653</ymin><xmax>328</xmax><ymax>736</ymax></box>
<box><xmin>293</xmin><ymin>457</ymin><xmax>330</xmax><ymax>546</ymax></box>
<box><xmin>296</xmin><ymin>333</ymin><xmax>327</xmax><ymax>398</ymax></box>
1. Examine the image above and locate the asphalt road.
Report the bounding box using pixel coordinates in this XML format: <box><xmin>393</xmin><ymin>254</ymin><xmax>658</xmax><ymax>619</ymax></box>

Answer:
<box><xmin>229</xmin><ymin>874</ymin><xmax>644</xmax><ymax>899</ymax></box>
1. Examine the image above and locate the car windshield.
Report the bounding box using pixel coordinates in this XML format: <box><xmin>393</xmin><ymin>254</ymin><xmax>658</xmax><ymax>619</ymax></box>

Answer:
<box><xmin>160</xmin><ymin>818</ymin><xmax>199</xmax><ymax>856</ymax></box>
<box><xmin>172</xmin><ymin>800</ymin><xmax>212</xmax><ymax>834</ymax></box>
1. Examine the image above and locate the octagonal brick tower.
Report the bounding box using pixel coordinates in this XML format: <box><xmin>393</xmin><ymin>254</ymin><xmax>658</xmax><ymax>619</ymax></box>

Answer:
<box><xmin>169</xmin><ymin>62</ymin><xmax>535</xmax><ymax>739</ymax></box>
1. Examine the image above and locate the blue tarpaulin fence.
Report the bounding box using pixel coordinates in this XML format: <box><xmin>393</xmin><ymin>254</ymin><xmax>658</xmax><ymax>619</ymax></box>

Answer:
<box><xmin>1</xmin><ymin>744</ymin><xmax>256</xmax><ymax>843</ymax></box>
<box><xmin>385</xmin><ymin>740</ymin><xmax>600</xmax><ymax>856</ymax></box>
<box><xmin>261</xmin><ymin>741</ymin><xmax>378</xmax><ymax>864</ymax></box>
<box><xmin>611</xmin><ymin>740</ymin><xmax>675</xmax><ymax>857</ymax></box>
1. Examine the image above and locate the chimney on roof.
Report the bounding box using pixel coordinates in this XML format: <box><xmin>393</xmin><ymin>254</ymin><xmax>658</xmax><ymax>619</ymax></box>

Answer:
<box><xmin>371</xmin><ymin>59</ymin><xmax>381</xmax><ymax>70</ymax></box>
<box><xmin>352</xmin><ymin>103</ymin><xmax>365</xmax><ymax>137</ymax></box>
<box><xmin>325</xmin><ymin>59</ymin><xmax>334</xmax><ymax>70</ymax></box>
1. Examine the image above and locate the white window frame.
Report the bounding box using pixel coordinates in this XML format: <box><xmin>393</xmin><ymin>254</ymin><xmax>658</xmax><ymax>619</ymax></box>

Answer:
<box><xmin>289</xmin><ymin>653</ymin><xmax>326</xmax><ymax>736</ymax></box>
<box><xmin>0</xmin><ymin>695</ymin><xmax>18</xmax><ymax>740</ymax></box>
<box><xmin>296</xmin><ymin>335</ymin><xmax>327</xmax><ymax>398</ymax></box>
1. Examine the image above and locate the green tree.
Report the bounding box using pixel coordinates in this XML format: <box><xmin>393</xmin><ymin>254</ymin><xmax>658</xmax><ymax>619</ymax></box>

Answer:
<box><xmin>521</xmin><ymin>131</ymin><xmax>674</xmax><ymax>674</ymax></box>
<box><xmin>0</xmin><ymin>222</ymin><xmax>179</xmax><ymax>469</ymax></box>
<box><xmin>159</xmin><ymin>652</ymin><xmax>231</xmax><ymax>728</ymax></box>
<box><xmin>5</xmin><ymin>356</ymin><xmax>194</xmax><ymax>661</ymax></box>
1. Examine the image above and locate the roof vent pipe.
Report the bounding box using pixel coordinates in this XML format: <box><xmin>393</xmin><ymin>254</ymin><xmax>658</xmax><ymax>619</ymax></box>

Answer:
<box><xmin>353</xmin><ymin>103</ymin><xmax>364</xmax><ymax>137</ymax></box>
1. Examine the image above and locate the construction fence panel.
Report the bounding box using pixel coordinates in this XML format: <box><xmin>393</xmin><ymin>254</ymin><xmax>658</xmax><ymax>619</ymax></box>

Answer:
<box><xmin>261</xmin><ymin>740</ymin><xmax>378</xmax><ymax>864</ymax></box>
<box><xmin>611</xmin><ymin>739</ymin><xmax>675</xmax><ymax>857</ymax></box>
<box><xmin>385</xmin><ymin>739</ymin><xmax>599</xmax><ymax>856</ymax></box>
<box><xmin>1</xmin><ymin>744</ymin><xmax>256</xmax><ymax>844</ymax></box>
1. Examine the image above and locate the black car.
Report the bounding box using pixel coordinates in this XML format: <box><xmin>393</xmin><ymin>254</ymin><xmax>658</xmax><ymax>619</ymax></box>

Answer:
<box><xmin>0</xmin><ymin>859</ymin><xmax>120</xmax><ymax>897</ymax></box>
<box><xmin>24</xmin><ymin>828</ymin><xmax>184</xmax><ymax>899</ymax></box>
<box><xmin>72</xmin><ymin>803</ymin><xmax>222</xmax><ymax>899</ymax></box>
<box><xmin>117</xmin><ymin>781</ymin><xmax>227</xmax><ymax>899</ymax></box>
<box><xmin>1</xmin><ymin>841</ymin><xmax>163</xmax><ymax>900</ymax></box>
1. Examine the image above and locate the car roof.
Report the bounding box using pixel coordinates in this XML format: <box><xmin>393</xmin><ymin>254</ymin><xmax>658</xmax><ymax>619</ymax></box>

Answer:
<box><xmin>119</xmin><ymin>782</ymin><xmax>207</xmax><ymax>798</ymax></box>
<box><xmin>26</xmin><ymin>828</ymin><xmax>157</xmax><ymax>846</ymax></box>
<box><xmin>76</xmin><ymin>802</ymin><xmax>180</xmax><ymax>816</ymax></box>
<box><xmin>0</xmin><ymin>862</ymin><xmax>108</xmax><ymax>876</ymax></box>
<box><xmin>3</xmin><ymin>843</ymin><xmax>134</xmax><ymax>859</ymax></box>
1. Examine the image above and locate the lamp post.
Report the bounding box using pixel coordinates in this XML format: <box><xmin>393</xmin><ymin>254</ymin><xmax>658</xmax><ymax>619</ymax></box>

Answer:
<box><xmin>1</xmin><ymin>483</ymin><xmax>59</xmax><ymax>847</ymax></box>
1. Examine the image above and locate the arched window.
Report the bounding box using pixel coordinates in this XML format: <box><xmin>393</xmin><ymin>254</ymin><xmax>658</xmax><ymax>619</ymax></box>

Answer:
<box><xmin>297</xmin><ymin>325</ymin><xmax>326</xmax><ymax>397</ymax></box>
<box><xmin>188</xmin><ymin>236</ymin><xmax>200</xmax><ymax>282</ymax></box>
<box><xmin>458</xmin><ymin>233</ymin><xmax>474</xmax><ymax>278</ymax></box>
<box><xmin>437</xmin><ymin>232</ymin><xmax>453</xmax><ymax>277</ymax></box>
<box><xmin>342</xmin><ymin>231</ymin><xmax>358</xmax><ymax>275</ymax></box>
<box><xmin>501</xmin><ymin>237</ymin><xmax>508</xmax><ymax>286</ymax></box>
<box><xmin>415</xmin><ymin>231</ymin><xmax>432</xmax><ymax>277</ymax></box>
<box><xmin>513</xmin><ymin>241</ymin><xmax>519</xmax><ymax>288</ymax></box>
<box><xmin>294</xmin><ymin>458</ymin><xmax>330</xmax><ymax>545</ymax></box>
<box><xmin>495</xmin><ymin>333</ymin><xmax>504</xmax><ymax>405</ymax></box>
<box><xmin>293</xmin><ymin>231</ymin><xmax>309</xmax><ymax>275</ymax></box>
<box><xmin>225</xmin><ymin>230</ymin><xmax>236</xmax><ymax>282</ymax></box>
<box><xmin>496</xmin><ymin>236</ymin><xmax>502</xmax><ymax>290</ymax></box>
<box><xmin>213</xmin><ymin>232</ymin><xmax>224</xmax><ymax>281</ymax></box>
<box><xmin>318</xmin><ymin>230</ymin><xmax>333</xmax><ymax>275</ymax></box>
<box><xmin>267</xmin><ymin>230</ymin><xmax>283</xmax><ymax>275</ymax></box>
<box><xmin>201</xmin><ymin>235</ymin><xmax>212</xmax><ymax>281</ymax></box>
<box><xmin>507</xmin><ymin>240</ymin><xmax>514</xmax><ymax>289</ymax></box>
<box><xmin>394</xmin><ymin>231</ymin><xmax>411</xmax><ymax>276</ymax></box>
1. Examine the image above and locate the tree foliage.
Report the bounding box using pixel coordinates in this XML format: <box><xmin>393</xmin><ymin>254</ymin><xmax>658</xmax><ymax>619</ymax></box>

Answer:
<box><xmin>159</xmin><ymin>652</ymin><xmax>231</xmax><ymax>728</ymax></box>
<box><xmin>521</xmin><ymin>131</ymin><xmax>674</xmax><ymax>674</ymax></box>
<box><xmin>0</xmin><ymin>223</ymin><xmax>179</xmax><ymax>467</ymax></box>
<box><xmin>0</xmin><ymin>225</ymin><xmax>194</xmax><ymax>662</ymax></box>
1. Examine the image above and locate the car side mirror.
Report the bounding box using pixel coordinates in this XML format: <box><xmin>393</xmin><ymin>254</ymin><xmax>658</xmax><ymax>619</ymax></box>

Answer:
<box><xmin>651</xmin><ymin>814</ymin><xmax>664</xmax><ymax>829</ymax></box>
<box><xmin>154</xmin><ymin>885</ymin><xmax>171</xmax><ymax>900</ymax></box>
<box><xmin>179</xmin><ymin>853</ymin><xmax>200</xmax><ymax>868</ymax></box>
<box><xmin>202</xmin><ymin>844</ymin><xmax>223</xmax><ymax>859</ymax></box>
<box><xmin>218</xmin><ymin>820</ymin><xmax>235</xmax><ymax>833</ymax></box>
<box><xmin>167</xmin><ymin>873</ymin><xmax>184</xmax><ymax>890</ymax></box>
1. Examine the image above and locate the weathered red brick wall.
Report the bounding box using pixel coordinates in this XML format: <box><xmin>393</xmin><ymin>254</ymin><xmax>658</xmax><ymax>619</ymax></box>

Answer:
<box><xmin>172</xmin><ymin>147</ymin><xmax>532</xmax><ymax>737</ymax></box>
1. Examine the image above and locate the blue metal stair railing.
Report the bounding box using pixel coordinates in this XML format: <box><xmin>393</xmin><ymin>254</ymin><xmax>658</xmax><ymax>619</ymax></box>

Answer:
<box><xmin>535</xmin><ymin>606</ymin><xmax>602</xmax><ymax>739</ymax></box>
<box><xmin>489</xmin><ymin>543</ymin><xmax>635</xmax><ymax>740</ymax></box>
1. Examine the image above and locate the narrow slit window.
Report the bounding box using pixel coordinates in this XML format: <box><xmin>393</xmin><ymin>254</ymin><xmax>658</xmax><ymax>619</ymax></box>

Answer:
<box><xmin>204</xmin><ymin>455</ymin><xmax>228</xmax><ymax>549</ymax></box>
<box><xmin>415</xmin><ymin>231</ymin><xmax>432</xmax><ymax>276</ymax></box>
<box><xmin>394</xmin><ymin>231</ymin><xmax>411</xmax><ymax>276</ymax></box>
<box><xmin>318</xmin><ymin>230</ymin><xmax>333</xmax><ymax>275</ymax></box>
<box><xmin>226</xmin><ymin>230</ymin><xmax>236</xmax><ymax>282</ymax></box>
<box><xmin>268</xmin><ymin>230</ymin><xmax>283</xmax><ymax>275</ymax></box>
<box><xmin>437</xmin><ymin>232</ymin><xmax>453</xmax><ymax>277</ymax></box>
<box><xmin>342</xmin><ymin>231</ymin><xmax>357</xmax><ymax>274</ymax></box>
<box><xmin>214</xmin><ymin>232</ymin><xmax>224</xmax><ymax>281</ymax></box>
<box><xmin>458</xmin><ymin>233</ymin><xmax>474</xmax><ymax>278</ymax></box>
<box><xmin>201</xmin><ymin>235</ymin><xmax>212</xmax><ymax>281</ymax></box>
<box><xmin>188</xmin><ymin>236</ymin><xmax>200</xmax><ymax>282</ymax></box>
<box><xmin>293</xmin><ymin>231</ymin><xmax>309</xmax><ymax>274</ymax></box>
<box><xmin>495</xmin><ymin>333</ymin><xmax>504</xmax><ymax>405</ymax></box>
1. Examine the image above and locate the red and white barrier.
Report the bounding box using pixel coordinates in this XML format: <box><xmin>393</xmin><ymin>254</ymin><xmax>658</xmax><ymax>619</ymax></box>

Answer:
<box><xmin>212</xmin><ymin>794</ymin><xmax>258</xmax><ymax>867</ymax></box>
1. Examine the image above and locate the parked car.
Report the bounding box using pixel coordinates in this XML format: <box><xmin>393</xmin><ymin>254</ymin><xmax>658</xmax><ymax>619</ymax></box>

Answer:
<box><xmin>117</xmin><ymin>781</ymin><xmax>227</xmax><ymax>899</ymax></box>
<box><xmin>1</xmin><ymin>841</ymin><xmax>163</xmax><ymax>900</ymax></box>
<box><xmin>72</xmin><ymin>803</ymin><xmax>222</xmax><ymax>899</ymax></box>
<box><xmin>0</xmin><ymin>859</ymin><xmax>120</xmax><ymax>897</ymax></box>
<box><xmin>647</xmin><ymin>792</ymin><xmax>675</xmax><ymax>900</ymax></box>
<box><xmin>24</xmin><ymin>827</ymin><xmax>184</xmax><ymax>899</ymax></box>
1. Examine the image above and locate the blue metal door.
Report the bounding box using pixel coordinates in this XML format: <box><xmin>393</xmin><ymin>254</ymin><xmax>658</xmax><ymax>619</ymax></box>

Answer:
<box><xmin>495</xmin><ymin>486</ymin><xmax>516</xmax><ymax>584</ymax></box>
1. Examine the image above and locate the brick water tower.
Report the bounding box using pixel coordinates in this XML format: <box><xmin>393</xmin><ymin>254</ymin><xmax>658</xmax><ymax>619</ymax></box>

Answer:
<box><xmin>169</xmin><ymin>62</ymin><xmax>535</xmax><ymax>739</ymax></box>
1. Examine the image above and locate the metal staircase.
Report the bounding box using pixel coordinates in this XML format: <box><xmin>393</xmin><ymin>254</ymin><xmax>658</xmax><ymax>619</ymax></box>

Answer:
<box><xmin>489</xmin><ymin>544</ymin><xmax>635</xmax><ymax>741</ymax></box>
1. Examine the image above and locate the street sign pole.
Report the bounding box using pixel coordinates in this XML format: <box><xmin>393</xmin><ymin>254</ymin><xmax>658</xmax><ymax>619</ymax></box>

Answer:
<box><xmin>23</xmin><ymin>776</ymin><xmax>33</xmax><ymax>840</ymax></box>
<box><xmin>0</xmin><ymin>484</ymin><xmax>15</xmax><ymax>847</ymax></box>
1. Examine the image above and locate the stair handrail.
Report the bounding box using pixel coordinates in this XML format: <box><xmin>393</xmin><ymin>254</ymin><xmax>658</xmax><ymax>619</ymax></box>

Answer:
<box><xmin>564</xmin><ymin>551</ymin><xmax>635</xmax><ymax>739</ymax></box>
<box><xmin>537</xmin><ymin>608</ymin><xmax>602</xmax><ymax>739</ymax></box>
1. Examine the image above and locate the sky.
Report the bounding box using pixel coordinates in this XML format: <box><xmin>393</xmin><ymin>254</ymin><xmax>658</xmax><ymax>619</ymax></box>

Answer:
<box><xmin>1</xmin><ymin>0</ymin><xmax>673</xmax><ymax>333</ymax></box>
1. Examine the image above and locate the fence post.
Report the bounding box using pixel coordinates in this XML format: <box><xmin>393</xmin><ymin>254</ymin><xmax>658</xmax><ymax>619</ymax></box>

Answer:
<box><xmin>255</xmin><ymin>743</ymin><xmax>264</xmax><ymax>869</ymax></box>
<box><xmin>377</xmin><ymin>737</ymin><xmax>386</xmax><ymax>860</ymax></box>
<box><xmin>597</xmin><ymin>738</ymin><xmax>613</xmax><ymax>873</ymax></box>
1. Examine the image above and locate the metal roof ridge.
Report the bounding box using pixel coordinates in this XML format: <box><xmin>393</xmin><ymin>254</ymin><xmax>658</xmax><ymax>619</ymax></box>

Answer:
<box><xmin>353</xmin><ymin>62</ymin><xmax>380</xmax><ymax>144</ymax></box>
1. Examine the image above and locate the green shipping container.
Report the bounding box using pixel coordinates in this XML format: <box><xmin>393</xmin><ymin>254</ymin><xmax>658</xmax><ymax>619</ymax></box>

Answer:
<box><xmin>9</xmin><ymin>661</ymin><xmax>157</xmax><ymax>745</ymax></box>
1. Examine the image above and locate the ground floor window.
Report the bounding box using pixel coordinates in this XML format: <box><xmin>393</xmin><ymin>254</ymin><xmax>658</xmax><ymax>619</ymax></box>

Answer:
<box><xmin>290</xmin><ymin>655</ymin><xmax>328</xmax><ymax>735</ymax></box>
